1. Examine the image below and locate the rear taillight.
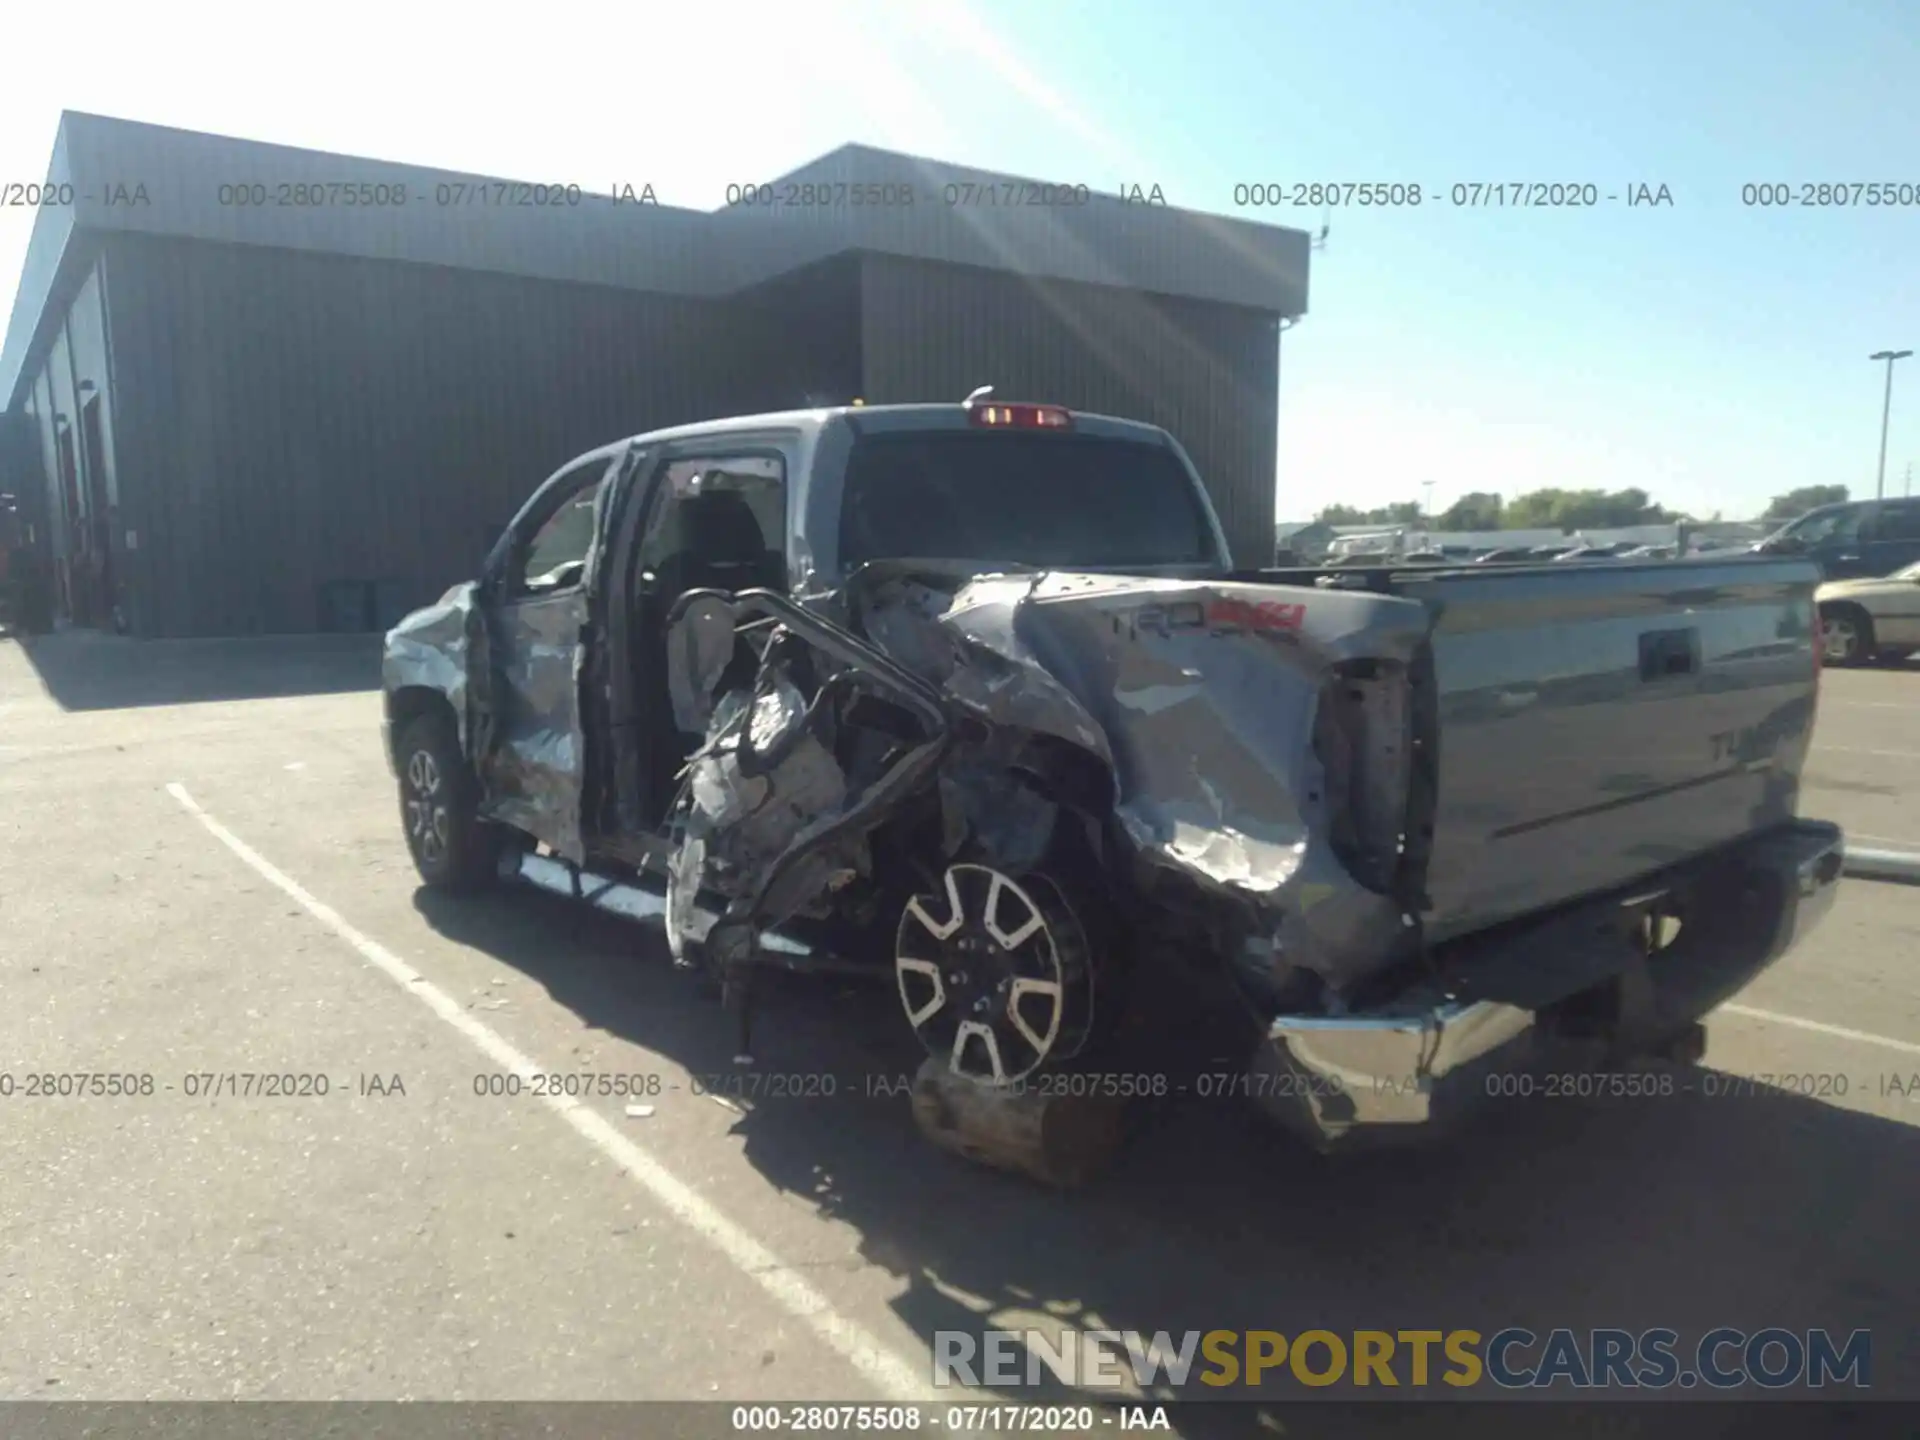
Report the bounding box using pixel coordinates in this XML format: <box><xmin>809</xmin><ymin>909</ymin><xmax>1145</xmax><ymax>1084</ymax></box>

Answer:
<box><xmin>967</xmin><ymin>402</ymin><xmax>1073</xmax><ymax>430</ymax></box>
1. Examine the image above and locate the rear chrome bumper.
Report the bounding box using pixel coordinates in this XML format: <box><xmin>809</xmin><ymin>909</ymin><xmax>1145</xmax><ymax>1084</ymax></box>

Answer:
<box><xmin>1256</xmin><ymin>820</ymin><xmax>1846</xmax><ymax>1149</ymax></box>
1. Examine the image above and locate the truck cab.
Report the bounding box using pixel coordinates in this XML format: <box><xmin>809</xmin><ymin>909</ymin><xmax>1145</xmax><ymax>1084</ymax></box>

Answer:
<box><xmin>386</xmin><ymin>401</ymin><xmax>1230</xmax><ymax>868</ymax></box>
<box><xmin>1755</xmin><ymin>497</ymin><xmax>1920</xmax><ymax>579</ymax></box>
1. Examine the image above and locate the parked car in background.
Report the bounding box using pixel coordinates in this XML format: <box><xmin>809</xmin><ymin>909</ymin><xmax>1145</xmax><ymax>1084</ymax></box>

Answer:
<box><xmin>1329</xmin><ymin>550</ymin><xmax>1396</xmax><ymax>566</ymax></box>
<box><xmin>1619</xmin><ymin>544</ymin><xmax>1677</xmax><ymax>560</ymax></box>
<box><xmin>1553</xmin><ymin>545</ymin><xmax>1626</xmax><ymax>562</ymax></box>
<box><xmin>1474</xmin><ymin>547</ymin><xmax>1536</xmax><ymax>564</ymax></box>
<box><xmin>1754</xmin><ymin>497</ymin><xmax>1920</xmax><ymax>580</ymax></box>
<box><xmin>1816</xmin><ymin>559</ymin><xmax>1920</xmax><ymax>665</ymax></box>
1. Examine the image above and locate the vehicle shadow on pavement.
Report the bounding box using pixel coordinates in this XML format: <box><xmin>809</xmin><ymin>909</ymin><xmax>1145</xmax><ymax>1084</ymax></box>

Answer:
<box><xmin>9</xmin><ymin>631</ymin><xmax>381</xmax><ymax>710</ymax></box>
<box><xmin>413</xmin><ymin>885</ymin><xmax>1919</xmax><ymax>1436</ymax></box>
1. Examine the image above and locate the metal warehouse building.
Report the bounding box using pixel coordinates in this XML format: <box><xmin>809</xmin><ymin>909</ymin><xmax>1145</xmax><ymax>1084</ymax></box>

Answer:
<box><xmin>0</xmin><ymin>112</ymin><xmax>1311</xmax><ymax>638</ymax></box>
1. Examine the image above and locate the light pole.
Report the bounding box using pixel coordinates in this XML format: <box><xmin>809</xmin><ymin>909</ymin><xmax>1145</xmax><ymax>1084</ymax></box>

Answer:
<box><xmin>1870</xmin><ymin>349</ymin><xmax>1912</xmax><ymax>500</ymax></box>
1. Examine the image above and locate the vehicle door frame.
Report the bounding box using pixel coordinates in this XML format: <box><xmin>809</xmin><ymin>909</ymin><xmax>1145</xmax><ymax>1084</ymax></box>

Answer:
<box><xmin>1812</xmin><ymin>502</ymin><xmax>1880</xmax><ymax>579</ymax></box>
<box><xmin>601</xmin><ymin>429</ymin><xmax>802</xmax><ymax>841</ymax></box>
<box><xmin>469</xmin><ymin>442</ymin><xmax>648</xmax><ymax>861</ymax></box>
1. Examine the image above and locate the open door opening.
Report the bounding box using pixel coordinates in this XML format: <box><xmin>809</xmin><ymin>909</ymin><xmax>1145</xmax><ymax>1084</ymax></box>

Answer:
<box><xmin>621</xmin><ymin>453</ymin><xmax>788</xmax><ymax>834</ymax></box>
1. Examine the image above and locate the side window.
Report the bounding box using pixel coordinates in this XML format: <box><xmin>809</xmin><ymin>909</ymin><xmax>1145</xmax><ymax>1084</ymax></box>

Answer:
<box><xmin>637</xmin><ymin>454</ymin><xmax>786</xmax><ymax>593</ymax></box>
<box><xmin>1875</xmin><ymin>503</ymin><xmax>1920</xmax><ymax>542</ymax></box>
<box><xmin>1846</xmin><ymin>505</ymin><xmax>1883</xmax><ymax>544</ymax></box>
<box><xmin>1797</xmin><ymin>505</ymin><xmax>1866</xmax><ymax>546</ymax></box>
<box><xmin>516</xmin><ymin>478</ymin><xmax>603</xmax><ymax>595</ymax></box>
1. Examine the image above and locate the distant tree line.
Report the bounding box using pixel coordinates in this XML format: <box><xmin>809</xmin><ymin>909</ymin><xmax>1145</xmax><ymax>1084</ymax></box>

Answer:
<box><xmin>1314</xmin><ymin>484</ymin><xmax>1851</xmax><ymax>531</ymax></box>
<box><xmin>1757</xmin><ymin>485</ymin><xmax>1849</xmax><ymax>521</ymax></box>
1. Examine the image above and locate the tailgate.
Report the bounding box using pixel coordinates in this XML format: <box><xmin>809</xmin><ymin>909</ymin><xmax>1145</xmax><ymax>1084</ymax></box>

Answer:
<box><xmin>1396</xmin><ymin>557</ymin><xmax>1823</xmax><ymax>944</ymax></box>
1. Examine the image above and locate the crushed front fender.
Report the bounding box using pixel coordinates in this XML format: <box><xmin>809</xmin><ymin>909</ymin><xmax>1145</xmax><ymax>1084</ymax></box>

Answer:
<box><xmin>382</xmin><ymin>583</ymin><xmax>480</xmax><ymax>756</ymax></box>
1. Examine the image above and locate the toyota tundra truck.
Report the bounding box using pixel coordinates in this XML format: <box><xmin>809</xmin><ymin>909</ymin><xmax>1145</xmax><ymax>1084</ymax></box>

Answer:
<box><xmin>382</xmin><ymin>395</ymin><xmax>1844</xmax><ymax>1168</ymax></box>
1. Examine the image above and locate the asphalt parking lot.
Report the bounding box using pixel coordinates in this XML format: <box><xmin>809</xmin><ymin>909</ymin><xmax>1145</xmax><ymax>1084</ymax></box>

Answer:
<box><xmin>2</xmin><ymin>631</ymin><xmax>1916</xmax><ymax>1427</ymax></box>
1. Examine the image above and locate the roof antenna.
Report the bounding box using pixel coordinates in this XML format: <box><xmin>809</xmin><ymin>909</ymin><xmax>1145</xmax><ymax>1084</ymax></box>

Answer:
<box><xmin>963</xmin><ymin>385</ymin><xmax>994</xmax><ymax>407</ymax></box>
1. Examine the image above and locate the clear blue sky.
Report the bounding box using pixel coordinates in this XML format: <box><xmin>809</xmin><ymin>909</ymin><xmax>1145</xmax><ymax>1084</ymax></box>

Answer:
<box><xmin>1</xmin><ymin>0</ymin><xmax>1915</xmax><ymax>523</ymax></box>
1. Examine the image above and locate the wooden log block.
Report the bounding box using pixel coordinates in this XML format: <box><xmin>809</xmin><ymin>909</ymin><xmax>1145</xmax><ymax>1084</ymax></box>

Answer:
<box><xmin>909</xmin><ymin>1058</ymin><xmax>1128</xmax><ymax>1188</ymax></box>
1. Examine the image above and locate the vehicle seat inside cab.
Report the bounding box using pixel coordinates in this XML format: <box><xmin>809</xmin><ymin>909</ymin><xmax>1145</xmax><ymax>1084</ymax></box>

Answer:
<box><xmin>652</xmin><ymin>489</ymin><xmax>785</xmax><ymax>600</ymax></box>
<box><xmin>637</xmin><ymin>486</ymin><xmax>785</xmax><ymax>822</ymax></box>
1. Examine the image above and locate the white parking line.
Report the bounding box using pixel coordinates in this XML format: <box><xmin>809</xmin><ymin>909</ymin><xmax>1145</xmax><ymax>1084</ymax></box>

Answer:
<box><xmin>1815</xmin><ymin>746</ymin><xmax>1920</xmax><ymax>761</ymax></box>
<box><xmin>1720</xmin><ymin>1003</ymin><xmax>1920</xmax><ymax>1058</ymax></box>
<box><xmin>164</xmin><ymin>781</ymin><xmax>937</xmax><ymax>1405</ymax></box>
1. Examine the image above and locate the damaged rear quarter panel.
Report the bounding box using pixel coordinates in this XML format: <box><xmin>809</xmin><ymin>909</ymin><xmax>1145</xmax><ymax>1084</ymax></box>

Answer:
<box><xmin>882</xmin><ymin>571</ymin><xmax>1440</xmax><ymax>994</ymax></box>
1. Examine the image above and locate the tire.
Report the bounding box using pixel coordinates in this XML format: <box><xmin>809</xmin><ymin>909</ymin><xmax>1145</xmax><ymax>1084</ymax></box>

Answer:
<box><xmin>1819</xmin><ymin>604</ymin><xmax>1873</xmax><ymax>667</ymax></box>
<box><xmin>395</xmin><ymin>710</ymin><xmax>501</xmax><ymax>891</ymax></box>
<box><xmin>891</xmin><ymin>831</ymin><xmax>1129</xmax><ymax>1089</ymax></box>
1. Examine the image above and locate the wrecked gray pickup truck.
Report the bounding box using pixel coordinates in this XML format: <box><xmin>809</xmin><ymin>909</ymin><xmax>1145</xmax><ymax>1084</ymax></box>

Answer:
<box><xmin>383</xmin><ymin>395</ymin><xmax>1844</xmax><ymax>1168</ymax></box>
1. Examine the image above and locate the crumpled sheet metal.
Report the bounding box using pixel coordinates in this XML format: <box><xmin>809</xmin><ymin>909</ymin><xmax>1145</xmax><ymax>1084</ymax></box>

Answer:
<box><xmin>679</xmin><ymin>676</ymin><xmax>855</xmax><ymax>936</ymax></box>
<box><xmin>381</xmin><ymin>581</ymin><xmax>587</xmax><ymax>860</ymax></box>
<box><xmin>937</xmin><ymin>748</ymin><xmax>1061</xmax><ymax>876</ymax></box>
<box><xmin>860</xmin><ymin>574</ymin><xmax>1113</xmax><ymax>762</ymax></box>
<box><xmin>687</xmin><ymin>681</ymin><xmax>849</xmax><ymax>865</ymax></box>
<box><xmin>861</xmin><ymin>570</ymin><xmax>1435</xmax><ymax>992</ymax></box>
<box><xmin>486</xmin><ymin>715</ymin><xmax>582</xmax><ymax>845</ymax></box>
<box><xmin>479</xmin><ymin>601</ymin><xmax>593</xmax><ymax>861</ymax></box>
<box><xmin>382</xmin><ymin>584</ymin><xmax>477</xmax><ymax>752</ymax></box>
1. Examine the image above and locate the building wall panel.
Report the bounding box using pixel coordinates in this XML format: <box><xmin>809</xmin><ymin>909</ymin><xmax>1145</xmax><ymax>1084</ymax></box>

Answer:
<box><xmin>30</xmin><ymin>372</ymin><xmax>62</xmax><ymax>560</ymax></box>
<box><xmin>0</xmin><ymin>409</ymin><xmax>50</xmax><ymax>554</ymax></box>
<box><xmin>45</xmin><ymin>328</ymin><xmax>80</xmax><ymax>544</ymax></box>
<box><xmin>102</xmin><ymin>235</ymin><xmax>753</xmax><ymax>637</ymax></box>
<box><xmin>725</xmin><ymin>254</ymin><xmax>865</xmax><ymax>410</ymax></box>
<box><xmin>7</xmin><ymin>117</ymin><xmax>1310</xmax><ymax>410</ymax></box>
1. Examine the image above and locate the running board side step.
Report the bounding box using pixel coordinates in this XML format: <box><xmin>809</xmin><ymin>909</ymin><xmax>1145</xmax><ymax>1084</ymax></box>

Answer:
<box><xmin>506</xmin><ymin>849</ymin><xmax>816</xmax><ymax>960</ymax></box>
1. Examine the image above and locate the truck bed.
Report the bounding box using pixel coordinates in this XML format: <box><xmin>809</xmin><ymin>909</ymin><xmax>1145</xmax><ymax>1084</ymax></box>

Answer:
<box><xmin>1240</xmin><ymin>555</ymin><xmax>1824</xmax><ymax>945</ymax></box>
